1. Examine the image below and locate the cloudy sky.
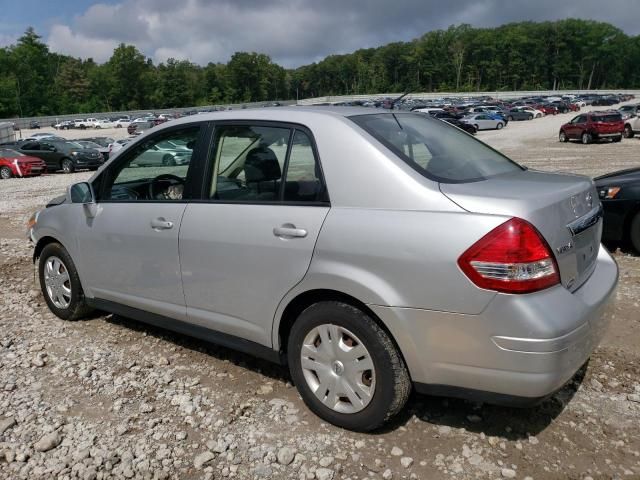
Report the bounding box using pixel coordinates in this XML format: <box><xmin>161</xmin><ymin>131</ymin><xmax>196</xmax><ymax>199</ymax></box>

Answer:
<box><xmin>1</xmin><ymin>0</ymin><xmax>638</xmax><ymax>67</ymax></box>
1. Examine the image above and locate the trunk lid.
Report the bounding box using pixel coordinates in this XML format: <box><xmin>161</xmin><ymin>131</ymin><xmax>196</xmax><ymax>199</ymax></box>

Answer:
<box><xmin>441</xmin><ymin>170</ymin><xmax>602</xmax><ymax>292</ymax></box>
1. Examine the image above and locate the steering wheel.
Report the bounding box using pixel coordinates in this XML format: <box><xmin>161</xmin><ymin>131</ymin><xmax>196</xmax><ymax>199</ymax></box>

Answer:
<box><xmin>148</xmin><ymin>173</ymin><xmax>185</xmax><ymax>199</ymax></box>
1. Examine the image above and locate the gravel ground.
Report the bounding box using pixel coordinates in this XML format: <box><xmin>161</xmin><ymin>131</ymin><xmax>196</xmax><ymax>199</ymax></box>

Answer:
<box><xmin>1</xmin><ymin>107</ymin><xmax>639</xmax><ymax>480</ymax></box>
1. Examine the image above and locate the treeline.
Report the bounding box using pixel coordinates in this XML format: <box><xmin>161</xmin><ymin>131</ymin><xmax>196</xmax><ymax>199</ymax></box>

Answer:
<box><xmin>1</xmin><ymin>19</ymin><xmax>640</xmax><ymax>117</ymax></box>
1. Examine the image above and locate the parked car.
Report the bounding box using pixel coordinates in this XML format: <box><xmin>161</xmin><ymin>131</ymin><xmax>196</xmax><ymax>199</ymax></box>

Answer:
<box><xmin>595</xmin><ymin>167</ymin><xmax>640</xmax><ymax>252</ymax></box>
<box><xmin>114</xmin><ymin>118</ymin><xmax>131</xmax><ymax>129</ymax></box>
<box><xmin>54</xmin><ymin>120</ymin><xmax>75</xmax><ymax>130</ymax></box>
<box><xmin>618</xmin><ymin>104</ymin><xmax>640</xmax><ymax>120</ymax></box>
<box><xmin>28</xmin><ymin>108</ymin><xmax>618</xmax><ymax>431</ymax></box>
<box><xmin>622</xmin><ymin>108</ymin><xmax>640</xmax><ymax>138</ymax></box>
<box><xmin>29</xmin><ymin>121</ymin><xmax>41</xmax><ymax>129</ymax></box>
<box><xmin>506</xmin><ymin>108</ymin><xmax>534</xmax><ymax>121</ymax></box>
<box><xmin>0</xmin><ymin>148</ymin><xmax>46</xmax><ymax>179</ymax></box>
<box><xmin>94</xmin><ymin>119</ymin><xmax>115</xmax><ymax>129</ymax></box>
<box><xmin>461</xmin><ymin>113</ymin><xmax>505</xmax><ymax>130</ymax></box>
<box><xmin>24</xmin><ymin>133</ymin><xmax>65</xmax><ymax>141</ymax></box>
<box><xmin>108</xmin><ymin>138</ymin><xmax>132</xmax><ymax>157</ymax></box>
<box><xmin>439</xmin><ymin>117</ymin><xmax>477</xmax><ymax>134</ymax></box>
<box><xmin>74</xmin><ymin>118</ymin><xmax>99</xmax><ymax>129</ymax></box>
<box><xmin>81</xmin><ymin>137</ymin><xmax>115</xmax><ymax>148</ymax></box>
<box><xmin>559</xmin><ymin>112</ymin><xmax>624</xmax><ymax>144</ymax></box>
<box><xmin>16</xmin><ymin>140</ymin><xmax>103</xmax><ymax>173</ymax></box>
<box><xmin>74</xmin><ymin>140</ymin><xmax>110</xmax><ymax>162</ymax></box>
<box><xmin>592</xmin><ymin>96</ymin><xmax>618</xmax><ymax>106</ymax></box>
<box><xmin>536</xmin><ymin>104</ymin><xmax>559</xmax><ymax>115</ymax></box>
<box><xmin>127</xmin><ymin>121</ymin><xmax>155</xmax><ymax>136</ymax></box>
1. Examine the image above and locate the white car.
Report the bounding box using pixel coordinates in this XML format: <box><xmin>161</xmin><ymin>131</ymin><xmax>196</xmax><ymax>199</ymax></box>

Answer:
<box><xmin>94</xmin><ymin>119</ymin><xmax>115</xmax><ymax>129</ymax></box>
<box><xmin>108</xmin><ymin>138</ymin><xmax>132</xmax><ymax>157</ymax></box>
<box><xmin>413</xmin><ymin>107</ymin><xmax>446</xmax><ymax>115</ymax></box>
<box><xmin>114</xmin><ymin>118</ymin><xmax>131</xmax><ymax>129</ymax></box>
<box><xmin>461</xmin><ymin>113</ymin><xmax>505</xmax><ymax>130</ymax></box>
<box><xmin>74</xmin><ymin>118</ymin><xmax>99</xmax><ymax>129</ymax></box>
<box><xmin>520</xmin><ymin>107</ymin><xmax>544</xmax><ymax>118</ymax></box>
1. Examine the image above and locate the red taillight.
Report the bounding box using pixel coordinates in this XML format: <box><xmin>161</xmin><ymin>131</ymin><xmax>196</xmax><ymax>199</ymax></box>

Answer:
<box><xmin>458</xmin><ymin>218</ymin><xmax>560</xmax><ymax>294</ymax></box>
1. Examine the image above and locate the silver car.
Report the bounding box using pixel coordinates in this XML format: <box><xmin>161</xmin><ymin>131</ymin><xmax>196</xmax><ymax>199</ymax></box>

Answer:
<box><xmin>461</xmin><ymin>113</ymin><xmax>506</xmax><ymax>130</ymax></box>
<box><xmin>29</xmin><ymin>108</ymin><xmax>618</xmax><ymax>431</ymax></box>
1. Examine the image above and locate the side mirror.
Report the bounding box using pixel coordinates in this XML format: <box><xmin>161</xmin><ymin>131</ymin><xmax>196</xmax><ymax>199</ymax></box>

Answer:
<box><xmin>68</xmin><ymin>182</ymin><xmax>98</xmax><ymax>218</ymax></box>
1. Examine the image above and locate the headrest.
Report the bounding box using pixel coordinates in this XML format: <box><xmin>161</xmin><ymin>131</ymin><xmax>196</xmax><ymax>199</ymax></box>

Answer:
<box><xmin>244</xmin><ymin>147</ymin><xmax>281</xmax><ymax>182</ymax></box>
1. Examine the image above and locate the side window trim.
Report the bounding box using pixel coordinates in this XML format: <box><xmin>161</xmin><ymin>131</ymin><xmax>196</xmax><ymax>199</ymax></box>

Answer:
<box><xmin>199</xmin><ymin>120</ymin><xmax>330</xmax><ymax>206</ymax></box>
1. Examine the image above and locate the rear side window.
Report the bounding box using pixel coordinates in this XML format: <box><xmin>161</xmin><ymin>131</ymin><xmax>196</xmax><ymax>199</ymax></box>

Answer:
<box><xmin>591</xmin><ymin>114</ymin><xmax>622</xmax><ymax>123</ymax></box>
<box><xmin>351</xmin><ymin>113</ymin><xmax>522</xmax><ymax>183</ymax></box>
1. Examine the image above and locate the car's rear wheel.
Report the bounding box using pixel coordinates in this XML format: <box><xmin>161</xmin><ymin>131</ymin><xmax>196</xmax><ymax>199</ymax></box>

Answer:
<box><xmin>581</xmin><ymin>132</ymin><xmax>592</xmax><ymax>144</ymax></box>
<box><xmin>624</xmin><ymin>125</ymin><xmax>634</xmax><ymax>138</ymax></box>
<box><xmin>162</xmin><ymin>154</ymin><xmax>176</xmax><ymax>166</ymax></box>
<box><xmin>0</xmin><ymin>166</ymin><xmax>13</xmax><ymax>179</ymax></box>
<box><xmin>38</xmin><ymin>243</ymin><xmax>93</xmax><ymax>320</ymax></box>
<box><xmin>508</xmin><ymin>116</ymin><xmax>514</xmax><ymax>121</ymax></box>
<box><xmin>61</xmin><ymin>158</ymin><xmax>75</xmax><ymax>173</ymax></box>
<box><xmin>287</xmin><ymin>301</ymin><xmax>410</xmax><ymax>432</ymax></box>
<box><xmin>496</xmin><ymin>122</ymin><xmax>504</xmax><ymax>130</ymax></box>
<box><xmin>559</xmin><ymin>131</ymin><xmax>569</xmax><ymax>143</ymax></box>
<box><xmin>630</xmin><ymin>213</ymin><xmax>640</xmax><ymax>254</ymax></box>
<box><xmin>612</xmin><ymin>135</ymin><xmax>622</xmax><ymax>143</ymax></box>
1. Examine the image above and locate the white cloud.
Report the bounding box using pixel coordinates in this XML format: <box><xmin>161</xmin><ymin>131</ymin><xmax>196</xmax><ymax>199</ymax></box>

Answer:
<box><xmin>43</xmin><ymin>0</ymin><xmax>640</xmax><ymax>67</ymax></box>
<box><xmin>48</xmin><ymin>24</ymin><xmax>120</xmax><ymax>62</ymax></box>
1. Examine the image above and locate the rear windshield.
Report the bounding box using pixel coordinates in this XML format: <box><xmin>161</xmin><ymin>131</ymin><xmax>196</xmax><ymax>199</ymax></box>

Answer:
<box><xmin>592</xmin><ymin>114</ymin><xmax>622</xmax><ymax>122</ymax></box>
<box><xmin>351</xmin><ymin>113</ymin><xmax>523</xmax><ymax>183</ymax></box>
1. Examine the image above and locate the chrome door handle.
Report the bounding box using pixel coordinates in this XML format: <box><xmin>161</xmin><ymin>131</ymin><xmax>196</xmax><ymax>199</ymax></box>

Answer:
<box><xmin>273</xmin><ymin>225</ymin><xmax>307</xmax><ymax>238</ymax></box>
<box><xmin>151</xmin><ymin>218</ymin><xmax>174</xmax><ymax>230</ymax></box>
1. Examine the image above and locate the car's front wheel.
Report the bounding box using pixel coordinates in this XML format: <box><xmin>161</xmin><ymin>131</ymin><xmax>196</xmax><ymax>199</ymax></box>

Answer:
<box><xmin>61</xmin><ymin>158</ymin><xmax>75</xmax><ymax>173</ymax></box>
<box><xmin>0</xmin><ymin>166</ymin><xmax>13</xmax><ymax>179</ymax></box>
<box><xmin>559</xmin><ymin>131</ymin><xmax>569</xmax><ymax>143</ymax></box>
<box><xmin>612</xmin><ymin>135</ymin><xmax>622</xmax><ymax>143</ymax></box>
<box><xmin>582</xmin><ymin>132</ymin><xmax>592</xmax><ymax>144</ymax></box>
<box><xmin>496</xmin><ymin>122</ymin><xmax>504</xmax><ymax>130</ymax></box>
<box><xmin>38</xmin><ymin>242</ymin><xmax>93</xmax><ymax>320</ymax></box>
<box><xmin>624</xmin><ymin>125</ymin><xmax>634</xmax><ymax>138</ymax></box>
<box><xmin>287</xmin><ymin>301</ymin><xmax>410</xmax><ymax>432</ymax></box>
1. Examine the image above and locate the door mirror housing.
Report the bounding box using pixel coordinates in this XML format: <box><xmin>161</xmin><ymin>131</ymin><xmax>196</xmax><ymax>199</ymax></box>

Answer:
<box><xmin>69</xmin><ymin>182</ymin><xmax>95</xmax><ymax>204</ymax></box>
<box><xmin>69</xmin><ymin>182</ymin><xmax>98</xmax><ymax>218</ymax></box>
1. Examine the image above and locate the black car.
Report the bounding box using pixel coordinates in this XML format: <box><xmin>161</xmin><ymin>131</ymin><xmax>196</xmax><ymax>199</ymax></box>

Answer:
<box><xmin>595</xmin><ymin>167</ymin><xmax>640</xmax><ymax>253</ymax></box>
<box><xmin>14</xmin><ymin>140</ymin><xmax>103</xmax><ymax>173</ymax></box>
<box><xmin>439</xmin><ymin>117</ymin><xmax>477</xmax><ymax>134</ymax></box>
<box><xmin>29</xmin><ymin>121</ymin><xmax>41</xmax><ymax>129</ymax></box>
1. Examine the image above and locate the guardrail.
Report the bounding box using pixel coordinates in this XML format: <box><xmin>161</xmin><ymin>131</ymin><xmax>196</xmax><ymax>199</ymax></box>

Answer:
<box><xmin>0</xmin><ymin>122</ymin><xmax>16</xmax><ymax>143</ymax></box>
<box><xmin>1</xmin><ymin>100</ymin><xmax>297</xmax><ymax>132</ymax></box>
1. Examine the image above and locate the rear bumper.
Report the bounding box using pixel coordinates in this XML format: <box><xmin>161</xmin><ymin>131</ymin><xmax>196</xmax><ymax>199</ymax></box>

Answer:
<box><xmin>371</xmin><ymin>245</ymin><xmax>618</xmax><ymax>401</ymax></box>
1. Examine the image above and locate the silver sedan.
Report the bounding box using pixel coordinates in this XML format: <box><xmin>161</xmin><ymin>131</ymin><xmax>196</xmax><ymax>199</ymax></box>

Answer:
<box><xmin>30</xmin><ymin>107</ymin><xmax>617</xmax><ymax>431</ymax></box>
<box><xmin>461</xmin><ymin>113</ymin><xmax>506</xmax><ymax>130</ymax></box>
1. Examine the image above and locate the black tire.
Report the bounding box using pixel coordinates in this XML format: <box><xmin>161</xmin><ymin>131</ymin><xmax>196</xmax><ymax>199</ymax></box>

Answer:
<box><xmin>0</xmin><ymin>166</ymin><xmax>13</xmax><ymax>179</ymax></box>
<box><xmin>508</xmin><ymin>116</ymin><xmax>514</xmax><ymax>121</ymax></box>
<box><xmin>630</xmin><ymin>213</ymin><xmax>640</xmax><ymax>254</ymax></box>
<box><xmin>38</xmin><ymin>243</ymin><xmax>93</xmax><ymax>321</ymax></box>
<box><xmin>528</xmin><ymin>114</ymin><xmax>533</xmax><ymax>120</ymax></box>
<box><xmin>624</xmin><ymin>125</ymin><xmax>634</xmax><ymax>138</ymax></box>
<box><xmin>162</xmin><ymin>154</ymin><xmax>176</xmax><ymax>166</ymax></box>
<box><xmin>559</xmin><ymin>131</ymin><xmax>569</xmax><ymax>143</ymax></box>
<box><xmin>496</xmin><ymin>122</ymin><xmax>504</xmax><ymax>130</ymax></box>
<box><xmin>473</xmin><ymin>124</ymin><xmax>479</xmax><ymax>131</ymax></box>
<box><xmin>612</xmin><ymin>135</ymin><xmax>622</xmax><ymax>143</ymax></box>
<box><xmin>287</xmin><ymin>301</ymin><xmax>411</xmax><ymax>432</ymax></box>
<box><xmin>80</xmin><ymin>125</ymin><xmax>86</xmax><ymax>130</ymax></box>
<box><xmin>582</xmin><ymin>132</ymin><xmax>592</xmax><ymax>145</ymax></box>
<box><xmin>61</xmin><ymin>158</ymin><xmax>75</xmax><ymax>173</ymax></box>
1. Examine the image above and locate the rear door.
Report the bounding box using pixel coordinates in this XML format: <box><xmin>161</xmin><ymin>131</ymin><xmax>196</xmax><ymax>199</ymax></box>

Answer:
<box><xmin>179</xmin><ymin>123</ymin><xmax>330</xmax><ymax>346</ymax></box>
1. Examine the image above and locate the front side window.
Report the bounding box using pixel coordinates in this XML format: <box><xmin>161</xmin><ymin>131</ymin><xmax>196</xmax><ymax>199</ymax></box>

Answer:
<box><xmin>351</xmin><ymin>113</ymin><xmax>523</xmax><ymax>183</ymax></box>
<box><xmin>100</xmin><ymin>127</ymin><xmax>198</xmax><ymax>201</ymax></box>
<box><xmin>210</xmin><ymin>124</ymin><xmax>327</xmax><ymax>203</ymax></box>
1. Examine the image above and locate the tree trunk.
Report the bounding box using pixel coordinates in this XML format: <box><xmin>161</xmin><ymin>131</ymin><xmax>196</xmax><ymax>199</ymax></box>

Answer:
<box><xmin>587</xmin><ymin>62</ymin><xmax>597</xmax><ymax>90</ymax></box>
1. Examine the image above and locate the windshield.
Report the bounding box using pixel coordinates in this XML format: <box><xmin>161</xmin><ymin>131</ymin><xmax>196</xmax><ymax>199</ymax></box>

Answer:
<box><xmin>592</xmin><ymin>114</ymin><xmax>622</xmax><ymax>123</ymax></box>
<box><xmin>79</xmin><ymin>141</ymin><xmax>101</xmax><ymax>148</ymax></box>
<box><xmin>351</xmin><ymin>113</ymin><xmax>523</xmax><ymax>183</ymax></box>
<box><xmin>66</xmin><ymin>142</ymin><xmax>85</xmax><ymax>149</ymax></box>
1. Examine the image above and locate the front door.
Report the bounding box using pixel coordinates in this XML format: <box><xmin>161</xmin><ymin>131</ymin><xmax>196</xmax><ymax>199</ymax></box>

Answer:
<box><xmin>76</xmin><ymin>125</ymin><xmax>203</xmax><ymax>320</ymax></box>
<box><xmin>180</xmin><ymin>124</ymin><xmax>330</xmax><ymax>346</ymax></box>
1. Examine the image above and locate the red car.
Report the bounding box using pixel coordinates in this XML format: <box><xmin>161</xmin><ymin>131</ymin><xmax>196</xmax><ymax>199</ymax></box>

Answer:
<box><xmin>559</xmin><ymin>111</ymin><xmax>624</xmax><ymax>144</ymax></box>
<box><xmin>536</xmin><ymin>104</ymin><xmax>559</xmax><ymax>115</ymax></box>
<box><xmin>0</xmin><ymin>148</ymin><xmax>47</xmax><ymax>179</ymax></box>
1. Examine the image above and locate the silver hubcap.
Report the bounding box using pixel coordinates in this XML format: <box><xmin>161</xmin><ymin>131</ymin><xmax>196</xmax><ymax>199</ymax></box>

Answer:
<box><xmin>0</xmin><ymin>168</ymin><xmax>10</xmax><ymax>179</ymax></box>
<box><xmin>44</xmin><ymin>256</ymin><xmax>71</xmax><ymax>309</ymax></box>
<box><xmin>300</xmin><ymin>324</ymin><xmax>375</xmax><ymax>414</ymax></box>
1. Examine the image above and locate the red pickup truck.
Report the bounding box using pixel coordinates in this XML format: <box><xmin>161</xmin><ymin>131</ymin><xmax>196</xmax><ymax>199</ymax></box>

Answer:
<box><xmin>559</xmin><ymin>111</ymin><xmax>624</xmax><ymax>144</ymax></box>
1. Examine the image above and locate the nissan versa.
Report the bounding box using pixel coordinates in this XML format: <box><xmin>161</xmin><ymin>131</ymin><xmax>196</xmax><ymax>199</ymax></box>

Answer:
<box><xmin>28</xmin><ymin>108</ymin><xmax>618</xmax><ymax>431</ymax></box>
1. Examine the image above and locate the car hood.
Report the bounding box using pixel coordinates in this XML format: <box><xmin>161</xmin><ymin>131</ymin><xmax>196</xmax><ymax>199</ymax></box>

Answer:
<box><xmin>594</xmin><ymin>167</ymin><xmax>640</xmax><ymax>185</ymax></box>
